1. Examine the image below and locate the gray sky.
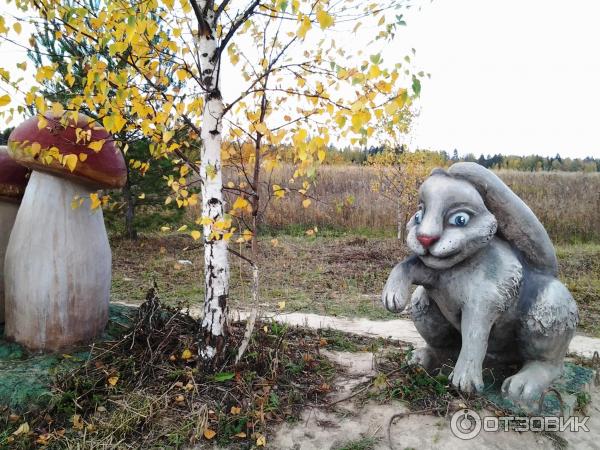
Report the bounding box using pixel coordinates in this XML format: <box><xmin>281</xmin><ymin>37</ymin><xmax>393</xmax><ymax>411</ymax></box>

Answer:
<box><xmin>2</xmin><ymin>0</ymin><xmax>599</xmax><ymax>159</ymax></box>
<box><xmin>400</xmin><ymin>0</ymin><xmax>600</xmax><ymax>158</ymax></box>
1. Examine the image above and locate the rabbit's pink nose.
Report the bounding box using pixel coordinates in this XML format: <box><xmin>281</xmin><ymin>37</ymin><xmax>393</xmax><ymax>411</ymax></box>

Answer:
<box><xmin>417</xmin><ymin>235</ymin><xmax>439</xmax><ymax>249</ymax></box>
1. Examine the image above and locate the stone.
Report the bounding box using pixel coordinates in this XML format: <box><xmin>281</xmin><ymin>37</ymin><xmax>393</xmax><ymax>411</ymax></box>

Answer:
<box><xmin>382</xmin><ymin>162</ymin><xmax>579</xmax><ymax>405</ymax></box>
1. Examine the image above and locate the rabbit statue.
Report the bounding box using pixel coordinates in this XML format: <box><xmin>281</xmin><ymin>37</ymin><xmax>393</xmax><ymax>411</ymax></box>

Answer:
<box><xmin>382</xmin><ymin>162</ymin><xmax>578</xmax><ymax>402</ymax></box>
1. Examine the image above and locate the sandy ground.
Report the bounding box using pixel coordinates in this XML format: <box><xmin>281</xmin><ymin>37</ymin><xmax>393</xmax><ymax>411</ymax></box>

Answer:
<box><xmin>269</xmin><ymin>349</ymin><xmax>600</xmax><ymax>450</ymax></box>
<box><xmin>243</xmin><ymin>312</ymin><xmax>600</xmax><ymax>449</ymax></box>
<box><xmin>248</xmin><ymin>311</ymin><xmax>600</xmax><ymax>359</ymax></box>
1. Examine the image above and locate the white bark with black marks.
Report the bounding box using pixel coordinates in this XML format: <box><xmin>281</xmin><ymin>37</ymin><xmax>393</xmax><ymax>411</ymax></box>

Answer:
<box><xmin>195</xmin><ymin>4</ymin><xmax>230</xmax><ymax>362</ymax></box>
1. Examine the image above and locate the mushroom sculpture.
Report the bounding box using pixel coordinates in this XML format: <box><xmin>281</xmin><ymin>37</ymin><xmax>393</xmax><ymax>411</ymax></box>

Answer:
<box><xmin>5</xmin><ymin>113</ymin><xmax>126</xmax><ymax>351</ymax></box>
<box><xmin>0</xmin><ymin>145</ymin><xmax>29</xmax><ymax>323</ymax></box>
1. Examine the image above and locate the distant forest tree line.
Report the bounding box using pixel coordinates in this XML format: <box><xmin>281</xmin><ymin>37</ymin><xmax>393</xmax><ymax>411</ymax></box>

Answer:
<box><xmin>324</xmin><ymin>146</ymin><xmax>600</xmax><ymax>172</ymax></box>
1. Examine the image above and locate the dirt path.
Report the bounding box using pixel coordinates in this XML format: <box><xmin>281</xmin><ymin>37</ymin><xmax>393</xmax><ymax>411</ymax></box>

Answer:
<box><xmin>228</xmin><ymin>310</ymin><xmax>600</xmax><ymax>358</ymax></box>
<box><xmin>269</xmin><ymin>349</ymin><xmax>600</xmax><ymax>450</ymax></box>
<box><xmin>240</xmin><ymin>311</ymin><xmax>600</xmax><ymax>449</ymax></box>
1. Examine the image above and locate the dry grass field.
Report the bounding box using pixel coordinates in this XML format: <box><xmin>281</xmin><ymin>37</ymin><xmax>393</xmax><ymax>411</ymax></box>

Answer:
<box><xmin>220</xmin><ymin>165</ymin><xmax>600</xmax><ymax>243</ymax></box>
<box><xmin>114</xmin><ymin>164</ymin><xmax>600</xmax><ymax>336</ymax></box>
<box><xmin>111</xmin><ymin>234</ymin><xmax>600</xmax><ymax>337</ymax></box>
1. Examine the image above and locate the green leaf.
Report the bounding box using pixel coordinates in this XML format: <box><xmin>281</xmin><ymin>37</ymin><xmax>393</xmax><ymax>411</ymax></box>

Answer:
<box><xmin>212</xmin><ymin>372</ymin><xmax>235</xmax><ymax>382</ymax></box>
<box><xmin>370</xmin><ymin>53</ymin><xmax>382</xmax><ymax>64</ymax></box>
<box><xmin>412</xmin><ymin>75</ymin><xmax>421</xmax><ymax>97</ymax></box>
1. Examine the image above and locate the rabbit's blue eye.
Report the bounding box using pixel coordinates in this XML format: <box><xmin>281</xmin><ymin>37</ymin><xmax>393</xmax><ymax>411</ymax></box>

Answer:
<box><xmin>414</xmin><ymin>210</ymin><xmax>423</xmax><ymax>224</ymax></box>
<box><xmin>448</xmin><ymin>212</ymin><xmax>470</xmax><ymax>227</ymax></box>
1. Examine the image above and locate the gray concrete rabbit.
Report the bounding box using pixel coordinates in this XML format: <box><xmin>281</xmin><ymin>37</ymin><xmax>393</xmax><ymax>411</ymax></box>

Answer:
<box><xmin>382</xmin><ymin>162</ymin><xmax>578</xmax><ymax>402</ymax></box>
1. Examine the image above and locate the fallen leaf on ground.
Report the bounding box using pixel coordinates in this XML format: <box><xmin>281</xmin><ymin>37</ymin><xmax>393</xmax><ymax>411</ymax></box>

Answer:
<box><xmin>72</xmin><ymin>415</ymin><xmax>84</xmax><ymax>430</ymax></box>
<box><xmin>12</xmin><ymin>422</ymin><xmax>29</xmax><ymax>436</ymax></box>
<box><xmin>203</xmin><ymin>429</ymin><xmax>216</xmax><ymax>440</ymax></box>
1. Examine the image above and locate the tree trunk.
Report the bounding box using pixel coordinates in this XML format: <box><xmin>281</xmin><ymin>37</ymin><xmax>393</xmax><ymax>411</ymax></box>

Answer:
<box><xmin>397</xmin><ymin>197</ymin><xmax>404</xmax><ymax>241</ymax></box>
<box><xmin>196</xmin><ymin>5</ymin><xmax>230</xmax><ymax>364</ymax></box>
<box><xmin>123</xmin><ymin>176</ymin><xmax>137</xmax><ymax>240</ymax></box>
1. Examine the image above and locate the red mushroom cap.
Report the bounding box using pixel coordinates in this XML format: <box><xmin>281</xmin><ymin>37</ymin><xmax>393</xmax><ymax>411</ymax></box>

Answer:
<box><xmin>7</xmin><ymin>112</ymin><xmax>127</xmax><ymax>189</ymax></box>
<box><xmin>0</xmin><ymin>145</ymin><xmax>29</xmax><ymax>202</ymax></box>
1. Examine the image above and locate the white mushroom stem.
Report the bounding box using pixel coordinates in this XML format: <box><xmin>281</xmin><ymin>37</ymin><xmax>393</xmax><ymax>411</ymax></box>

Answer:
<box><xmin>0</xmin><ymin>201</ymin><xmax>19</xmax><ymax>323</ymax></box>
<box><xmin>4</xmin><ymin>171</ymin><xmax>111</xmax><ymax>351</ymax></box>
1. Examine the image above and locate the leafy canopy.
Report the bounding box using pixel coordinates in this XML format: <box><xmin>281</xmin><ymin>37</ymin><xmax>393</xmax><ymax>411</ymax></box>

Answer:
<box><xmin>0</xmin><ymin>0</ymin><xmax>421</xmax><ymax>241</ymax></box>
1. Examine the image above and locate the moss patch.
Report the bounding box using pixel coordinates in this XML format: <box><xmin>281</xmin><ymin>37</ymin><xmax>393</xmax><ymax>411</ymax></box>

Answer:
<box><xmin>0</xmin><ymin>304</ymin><xmax>136</xmax><ymax>412</ymax></box>
<box><xmin>481</xmin><ymin>362</ymin><xmax>596</xmax><ymax>417</ymax></box>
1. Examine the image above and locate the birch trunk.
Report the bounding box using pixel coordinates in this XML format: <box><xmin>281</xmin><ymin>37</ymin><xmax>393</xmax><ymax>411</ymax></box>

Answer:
<box><xmin>196</xmin><ymin>4</ymin><xmax>230</xmax><ymax>363</ymax></box>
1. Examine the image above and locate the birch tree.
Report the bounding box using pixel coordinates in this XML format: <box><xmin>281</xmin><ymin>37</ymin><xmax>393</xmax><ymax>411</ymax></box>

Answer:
<box><xmin>0</xmin><ymin>0</ymin><xmax>421</xmax><ymax>365</ymax></box>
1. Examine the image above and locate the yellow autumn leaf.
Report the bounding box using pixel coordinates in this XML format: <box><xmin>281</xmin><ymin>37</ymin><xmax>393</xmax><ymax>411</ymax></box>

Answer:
<box><xmin>278</xmin><ymin>301</ymin><xmax>286</xmax><ymax>310</ymax></box>
<box><xmin>37</xmin><ymin>115</ymin><xmax>48</xmax><ymax>130</ymax></box>
<box><xmin>316</xmin><ymin>9</ymin><xmax>334</xmax><ymax>29</ymax></box>
<box><xmin>181</xmin><ymin>349</ymin><xmax>193</xmax><ymax>360</ymax></box>
<box><xmin>273</xmin><ymin>184</ymin><xmax>285</xmax><ymax>198</ymax></box>
<box><xmin>297</xmin><ymin>15</ymin><xmax>311</xmax><ymax>39</ymax></box>
<box><xmin>232</xmin><ymin>197</ymin><xmax>250</xmax><ymax>210</ymax></box>
<box><xmin>161</xmin><ymin>226</ymin><xmax>171</xmax><ymax>232</ymax></box>
<box><xmin>88</xmin><ymin>139</ymin><xmax>105</xmax><ymax>152</ymax></box>
<box><xmin>13</xmin><ymin>22</ymin><xmax>22</xmax><ymax>34</ymax></box>
<box><xmin>90</xmin><ymin>193</ymin><xmax>102</xmax><ymax>210</ymax></box>
<box><xmin>107</xmin><ymin>376</ymin><xmax>119</xmax><ymax>386</ymax></box>
<box><xmin>255</xmin><ymin>122</ymin><xmax>268</xmax><ymax>134</ymax></box>
<box><xmin>79</xmin><ymin>153</ymin><xmax>88</xmax><ymax>162</ymax></box>
<box><xmin>204</xmin><ymin>429</ymin><xmax>216</xmax><ymax>440</ymax></box>
<box><xmin>177</xmin><ymin>224</ymin><xmax>188</xmax><ymax>231</ymax></box>
<box><xmin>230</xmin><ymin>406</ymin><xmax>241</xmax><ymax>415</ymax></box>
<box><xmin>191</xmin><ymin>230</ymin><xmax>201</xmax><ymax>240</ymax></box>
<box><xmin>176</xmin><ymin>68</ymin><xmax>188</xmax><ymax>81</ymax></box>
<box><xmin>235</xmin><ymin>432</ymin><xmax>247</xmax><ymax>438</ymax></box>
<box><xmin>63</xmin><ymin>154</ymin><xmax>78</xmax><ymax>172</ymax></box>
<box><xmin>35</xmin><ymin>65</ymin><xmax>55</xmax><ymax>82</ymax></box>
<box><xmin>256</xmin><ymin>434</ymin><xmax>266</xmax><ymax>446</ymax></box>
<box><xmin>163</xmin><ymin>130</ymin><xmax>174</xmax><ymax>143</ymax></box>
<box><xmin>302</xmin><ymin>198</ymin><xmax>311</xmax><ymax>208</ymax></box>
<box><xmin>72</xmin><ymin>415</ymin><xmax>84</xmax><ymax>430</ymax></box>
<box><xmin>12</xmin><ymin>422</ymin><xmax>29</xmax><ymax>436</ymax></box>
<box><xmin>0</xmin><ymin>94</ymin><xmax>10</xmax><ymax>107</ymax></box>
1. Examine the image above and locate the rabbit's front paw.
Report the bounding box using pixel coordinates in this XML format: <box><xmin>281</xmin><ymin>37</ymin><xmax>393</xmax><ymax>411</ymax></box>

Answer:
<box><xmin>381</xmin><ymin>278</ymin><xmax>406</xmax><ymax>312</ymax></box>
<box><xmin>450</xmin><ymin>357</ymin><xmax>484</xmax><ymax>393</ymax></box>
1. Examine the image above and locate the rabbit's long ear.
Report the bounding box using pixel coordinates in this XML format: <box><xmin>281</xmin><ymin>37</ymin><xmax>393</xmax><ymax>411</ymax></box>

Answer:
<box><xmin>448</xmin><ymin>162</ymin><xmax>558</xmax><ymax>276</ymax></box>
